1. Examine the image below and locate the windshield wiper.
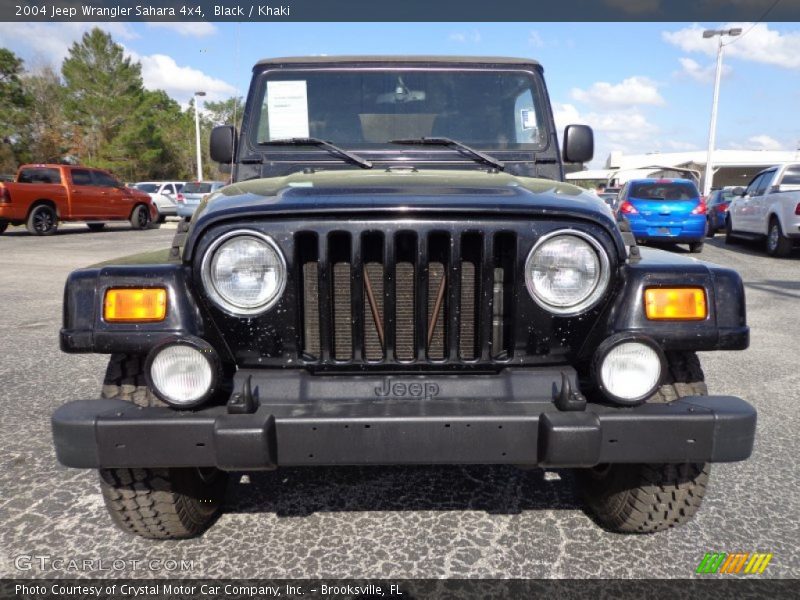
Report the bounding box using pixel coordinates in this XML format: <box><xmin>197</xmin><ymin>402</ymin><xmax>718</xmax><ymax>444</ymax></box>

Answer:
<box><xmin>259</xmin><ymin>137</ymin><xmax>373</xmax><ymax>169</ymax></box>
<box><xmin>389</xmin><ymin>137</ymin><xmax>505</xmax><ymax>171</ymax></box>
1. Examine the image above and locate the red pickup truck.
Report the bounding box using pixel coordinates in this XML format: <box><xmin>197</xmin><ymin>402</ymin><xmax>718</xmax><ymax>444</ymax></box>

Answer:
<box><xmin>0</xmin><ymin>164</ymin><xmax>156</xmax><ymax>235</ymax></box>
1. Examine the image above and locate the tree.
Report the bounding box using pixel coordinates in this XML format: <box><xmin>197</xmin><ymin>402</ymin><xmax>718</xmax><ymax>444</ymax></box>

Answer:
<box><xmin>21</xmin><ymin>65</ymin><xmax>70</xmax><ymax>163</ymax></box>
<box><xmin>0</xmin><ymin>48</ymin><xmax>31</xmax><ymax>171</ymax></box>
<box><xmin>105</xmin><ymin>89</ymin><xmax>190</xmax><ymax>182</ymax></box>
<box><xmin>203</xmin><ymin>96</ymin><xmax>244</xmax><ymax>129</ymax></box>
<box><xmin>61</xmin><ymin>28</ymin><xmax>143</xmax><ymax>163</ymax></box>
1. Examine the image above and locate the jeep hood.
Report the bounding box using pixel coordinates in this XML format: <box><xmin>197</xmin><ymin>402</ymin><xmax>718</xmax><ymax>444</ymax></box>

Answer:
<box><xmin>186</xmin><ymin>169</ymin><xmax>620</xmax><ymax>258</ymax></box>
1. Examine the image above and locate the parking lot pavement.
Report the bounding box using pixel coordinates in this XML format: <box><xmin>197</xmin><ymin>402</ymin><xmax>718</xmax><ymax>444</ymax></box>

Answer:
<box><xmin>0</xmin><ymin>229</ymin><xmax>797</xmax><ymax>580</ymax></box>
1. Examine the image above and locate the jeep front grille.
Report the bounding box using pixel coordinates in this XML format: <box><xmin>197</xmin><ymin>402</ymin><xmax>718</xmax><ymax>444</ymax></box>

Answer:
<box><xmin>295</xmin><ymin>227</ymin><xmax>517</xmax><ymax>366</ymax></box>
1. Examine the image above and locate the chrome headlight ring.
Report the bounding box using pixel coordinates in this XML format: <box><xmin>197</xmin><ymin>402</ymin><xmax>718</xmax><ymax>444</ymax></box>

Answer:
<box><xmin>200</xmin><ymin>229</ymin><xmax>287</xmax><ymax>316</ymax></box>
<box><xmin>524</xmin><ymin>229</ymin><xmax>611</xmax><ymax>316</ymax></box>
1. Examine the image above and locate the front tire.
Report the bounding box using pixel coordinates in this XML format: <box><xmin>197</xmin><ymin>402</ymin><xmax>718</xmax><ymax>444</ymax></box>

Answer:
<box><xmin>129</xmin><ymin>204</ymin><xmax>151</xmax><ymax>230</ymax></box>
<box><xmin>766</xmin><ymin>218</ymin><xmax>792</xmax><ymax>257</ymax></box>
<box><xmin>97</xmin><ymin>354</ymin><xmax>227</xmax><ymax>539</ymax></box>
<box><xmin>26</xmin><ymin>204</ymin><xmax>58</xmax><ymax>235</ymax></box>
<box><xmin>577</xmin><ymin>351</ymin><xmax>711</xmax><ymax>533</ymax></box>
<box><xmin>705</xmin><ymin>218</ymin><xmax>715</xmax><ymax>238</ymax></box>
<box><xmin>0</xmin><ymin>219</ymin><xmax>8</xmax><ymax>234</ymax></box>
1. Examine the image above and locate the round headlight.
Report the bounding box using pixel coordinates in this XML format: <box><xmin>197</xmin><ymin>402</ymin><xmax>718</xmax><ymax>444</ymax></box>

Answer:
<box><xmin>524</xmin><ymin>231</ymin><xmax>610</xmax><ymax>315</ymax></box>
<box><xmin>148</xmin><ymin>342</ymin><xmax>216</xmax><ymax>407</ymax></box>
<box><xmin>596</xmin><ymin>339</ymin><xmax>663</xmax><ymax>405</ymax></box>
<box><xmin>201</xmin><ymin>231</ymin><xmax>286</xmax><ymax>315</ymax></box>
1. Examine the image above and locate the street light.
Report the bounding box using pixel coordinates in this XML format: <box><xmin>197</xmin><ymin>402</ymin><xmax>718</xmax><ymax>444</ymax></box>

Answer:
<box><xmin>702</xmin><ymin>28</ymin><xmax>742</xmax><ymax>198</ymax></box>
<box><xmin>194</xmin><ymin>91</ymin><xmax>206</xmax><ymax>181</ymax></box>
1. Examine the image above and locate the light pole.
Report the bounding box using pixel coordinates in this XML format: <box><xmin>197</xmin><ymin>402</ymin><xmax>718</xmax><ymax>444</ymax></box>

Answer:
<box><xmin>702</xmin><ymin>28</ymin><xmax>741</xmax><ymax>198</ymax></box>
<box><xmin>193</xmin><ymin>91</ymin><xmax>206</xmax><ymax>181</ymax></box>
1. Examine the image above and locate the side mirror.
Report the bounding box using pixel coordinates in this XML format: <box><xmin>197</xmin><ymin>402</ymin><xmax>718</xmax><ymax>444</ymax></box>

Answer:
<box><xmin>732</xmin><ymin>187</ymin><xmax>746</xmax><ymax>197</ymax></box>
<box><xmin>562</xmin><ymin>124</ymin><xmax>594</xmax><ymax>164</ymax></box>
<box><xmin>210</xmin><ymin>125</ymin><xmax>236</xmax><ymax>164</ymax></box>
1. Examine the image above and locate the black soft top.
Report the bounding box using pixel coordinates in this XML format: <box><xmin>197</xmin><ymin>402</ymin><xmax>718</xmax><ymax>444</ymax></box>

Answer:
<box><xmin>254</xmin><ymin>55</ymin><xmax>541</xmax><ymax>68</ymax></box>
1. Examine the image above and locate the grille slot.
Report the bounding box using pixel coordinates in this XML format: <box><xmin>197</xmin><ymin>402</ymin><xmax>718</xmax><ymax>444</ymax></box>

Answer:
<box><xmin>297</xmin><ymin>227</ymin><xmax>515</xmax><ymax>366</ymax></box>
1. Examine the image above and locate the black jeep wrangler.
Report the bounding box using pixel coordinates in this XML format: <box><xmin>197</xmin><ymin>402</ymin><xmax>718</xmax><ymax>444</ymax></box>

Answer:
<box><xmin>53</xmin><ymin>56</ymin><xmax>756</xmax><ymax>539</ymax></box>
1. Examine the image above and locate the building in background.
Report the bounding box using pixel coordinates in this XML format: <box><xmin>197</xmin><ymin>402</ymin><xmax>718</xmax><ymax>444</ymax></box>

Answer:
<box><xmin>568</xmin><ymin>149</ymin><xmax>800</xmax><ymax>190</ymax></box>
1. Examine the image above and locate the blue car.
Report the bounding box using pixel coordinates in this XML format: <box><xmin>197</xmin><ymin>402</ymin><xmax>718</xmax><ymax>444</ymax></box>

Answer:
<box><xmin>616</xmin><ymin>178</ymin><xmax>707</xmax><ymax>253</ymax></box>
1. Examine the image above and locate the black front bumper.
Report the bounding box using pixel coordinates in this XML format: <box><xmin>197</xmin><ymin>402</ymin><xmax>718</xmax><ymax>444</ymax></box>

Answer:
<box><xmin>52</xmin><ymin>370</ymin><xmax>756</xmax><ymax>470</ymax></box>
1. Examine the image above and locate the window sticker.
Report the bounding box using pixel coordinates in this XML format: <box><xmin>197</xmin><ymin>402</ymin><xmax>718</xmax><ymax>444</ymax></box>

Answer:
<box><xmin>267</xmin><ymin>80</ymin><xmax>310</xmax><ymax>140</ymax></box>
<box><xmin>520</xmin><ymin>108</ymin><xmax>537</xmax><ymax>130</ymax></box>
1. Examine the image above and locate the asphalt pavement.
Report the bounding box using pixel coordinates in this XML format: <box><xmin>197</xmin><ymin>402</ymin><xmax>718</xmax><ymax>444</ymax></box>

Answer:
<box><xmin>0</xmin><ymin>222</ymin><xmax>797</xmax><ymax>579</ymax></box>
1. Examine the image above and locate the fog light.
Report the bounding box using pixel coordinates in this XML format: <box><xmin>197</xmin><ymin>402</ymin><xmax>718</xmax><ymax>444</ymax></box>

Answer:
<box><xmin>595</xmin><ymin>337</ymin><xmax>664</xmax><ymax>405</ymax></box>
<box><xmin>147</xmin><ymin>342</ymin><xmax>217</xmax><ymax>408</ymax></box>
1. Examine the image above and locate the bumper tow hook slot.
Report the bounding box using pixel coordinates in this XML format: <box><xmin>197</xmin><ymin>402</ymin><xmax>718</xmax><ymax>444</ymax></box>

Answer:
<box><xmin>227</xmin><ymin>375</ymin><xmax>258</xmax><ymax>414</ymax></box>
<box><xmin>554</xmin><ymin>371</ymin><xmax>587</xmax><ymax>411</ymax></box>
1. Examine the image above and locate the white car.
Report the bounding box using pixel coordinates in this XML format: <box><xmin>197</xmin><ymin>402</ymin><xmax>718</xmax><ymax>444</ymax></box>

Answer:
<box><xmin>726</xmin><ymin>163</ymin><xmax>800</xmax><ymax>256</ymax></box>
<box><xmin>132</xmin><ymin>181</ymin><xmax>185</xmax><ymax>222</ymax></box>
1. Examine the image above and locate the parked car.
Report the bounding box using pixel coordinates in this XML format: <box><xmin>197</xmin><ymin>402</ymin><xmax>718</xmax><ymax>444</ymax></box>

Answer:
<box><xmin>598</xmin><ymin>191</ymin><xmax>618</xmax><ymax>209</ymax></box>
<box><xmin>0</xmin><ymin>164</ymin><xmax>155</xmax><ymax>235</ymax></box>
<box><xmin>725</xmin><ymin>163</ymin><xmax>800</xmax><ymax>256</ymax></box>
<box><xmin>133</xmin><ymin>181</ymin><xmax>184</xmax><ymax>222</ymax></box>
<box><xmin>176</xmin><ymin>180</ymin><xmax>226</xmax><ymax>218</ymax></box>
<box><xmin>704</xmin><ymin>187</ymin><xmax>736</xmax><ymax>237</ymax></box>
<box><xmin>616</xmin><ymin>178</ymin><xmax>707</xmax><ymax>253</ymax></box>
<box><xmin>52</xmin><ymin>56</ymin><xmax>755</xmax><ymax>540</ymax></box>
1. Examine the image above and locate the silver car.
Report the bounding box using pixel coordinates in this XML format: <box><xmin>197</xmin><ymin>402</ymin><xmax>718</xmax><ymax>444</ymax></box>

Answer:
<box><xmin>133</xmin><ymin>181</ymin><xmax>185</xmax><ymax>221</ymax></box>
<box><xmin>176</xmin><ymin>181</ymin><xmax>226</xmax><ymax>219</ymax></box>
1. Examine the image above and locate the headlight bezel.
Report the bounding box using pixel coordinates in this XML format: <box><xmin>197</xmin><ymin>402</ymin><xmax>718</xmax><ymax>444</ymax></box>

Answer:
<box><xmin>200</xmin><ymin>229</ymin><xmax>287</xmax><ymax>316</ymax></box>
<box><xmin>524</xmin><ymin>229</ymin><xmax>611</xmax><ymax>316</ymax></box>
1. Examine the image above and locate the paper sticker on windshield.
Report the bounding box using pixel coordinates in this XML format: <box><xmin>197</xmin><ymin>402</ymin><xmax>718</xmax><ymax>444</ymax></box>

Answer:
<box><xmin>267</xmin><ymin>81</ymin><xmax>309</xmax><ymax>140</ymax></box>
<box><xmin>520</xmin><ymin>108</ymin><xmax>537</xmax><ymax>130</ymax></box>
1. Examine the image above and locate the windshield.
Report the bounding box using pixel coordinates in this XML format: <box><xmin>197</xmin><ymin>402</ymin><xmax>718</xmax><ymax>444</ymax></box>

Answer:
<box><xmin>251</xmin><ymin>69</ymin><xmax>548</xmax><ymax>151</ymax></box>
<box><xmin>134</xmin><ymin>183</ymin><xmax>159</xmax><ymax>193</ymax></box>
<box><xmin>630</xmin><ymin>182</ymin><xmax>699</xmax><ymax>201</ymax></box>
<box><xmin>183</xmin><ymin>182</ymin><xmax>214</xmax><ymax>194</ymax></box>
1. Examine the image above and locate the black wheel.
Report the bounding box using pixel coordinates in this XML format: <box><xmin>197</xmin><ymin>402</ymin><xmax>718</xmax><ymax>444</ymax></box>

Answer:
<box><xmin>0</xmin><ymin>219</ymin><xmax>8</xmax><ymax>235</ymax></box>
<box><xmin>129</xmin><ymin>204</ymin><xmax>150</xmax><ymax>230</ymax></box>
<box><xmin>157</xmin><ymin>213</ymin><xmax>167</xmax><ymax>224</ymax></box>
<box><xmin>97</xmin><ymin>354</ymin><xmax>227</xmax><ymax>539</ymax></box>
<box><xmin>689</xmin><ymin>241</ymin><xmax>704</xmax><ymax>253</ymax></box>
<box><xmin>724</xmin><ymin>216</ymin><xmax>736</xmax><ymax>245</ymax></box>
<box><xmin>87</xmin><ymin>222</ymin><xmax>105</xmax><ymax>232</ymax></box>
<box><xmin>577</xmin><ymin>352</ymin><xmax>711</xmax><ymax>533</ymax></box>
<box><xmin>766</xmin><ymin>218</ymin><xmax>792</xmax><ymax>257</ymax></box>
<box><xmin>705</xmin><ymin>218</ymin><xmax>714</xmax><ymax>238</ymax></box>
<box><xmin>26</xmin><ymin>204</ymin><xmax>58</xmax><ymax>235</ymax></box>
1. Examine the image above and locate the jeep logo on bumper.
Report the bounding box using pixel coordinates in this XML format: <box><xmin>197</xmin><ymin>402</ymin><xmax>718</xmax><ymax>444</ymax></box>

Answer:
<box><xmin>375</xmin><ymin>379</ymin><xmax>440</xmax><ymax>400</ymax></box>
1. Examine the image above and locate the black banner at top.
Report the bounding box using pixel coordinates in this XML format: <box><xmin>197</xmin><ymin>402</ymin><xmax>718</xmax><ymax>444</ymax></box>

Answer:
<box><xmin>4</xmin><ymin>0</ymin><xmax>800</xmax><ymax>22</ymax></box>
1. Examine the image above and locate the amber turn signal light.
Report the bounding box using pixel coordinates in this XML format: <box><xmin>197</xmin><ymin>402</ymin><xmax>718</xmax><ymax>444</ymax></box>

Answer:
<box><xmin>104</xmin><ymin>288</ymin><xmax>167</xmax><ymax>322</ymax></box>
<box><xmin>644</xmin><ymin>288</ymin><xmax>707</xmax><ymax>320</ymax></box>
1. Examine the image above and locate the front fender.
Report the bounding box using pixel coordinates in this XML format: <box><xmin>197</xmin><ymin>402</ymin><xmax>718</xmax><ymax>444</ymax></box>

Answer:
<box><xmin>579</xmin><ymin>247</ymin><xmax>748</xmax><ymax>358</ymax></box>
<box><xmin>61</xmin><ymin>263</ymin><xmax>207</xmax><ymax>355</ymax></box>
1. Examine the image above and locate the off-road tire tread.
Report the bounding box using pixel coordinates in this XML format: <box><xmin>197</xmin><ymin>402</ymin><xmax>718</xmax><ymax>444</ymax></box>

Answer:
<box><xmin>581</xmin><ymin>463</ymin><xmax>710</xmax><ymax>533</ymax></box>
<box><xmin>101</xmin><ymin>354</ymin><xmax>166</xmax><ymax>407</ymax></box>
<box><xmin>647</xmin><ymin>351</ymin><xmax>707</xmax><ymax>403</ymax></box>
<box><xmin>99</xmin><ymin>467</ymin><xmax>224</xmax><ymax>539</ymax></box>
<box><xmin>98</xmin><ymin>354</ymin><xmax>226</xmax><ymax>539</ymax></box>
<box><xmin>579</xmin><ymin>351</ymin><xmax>710</xmax><ymax>533</ymax></box>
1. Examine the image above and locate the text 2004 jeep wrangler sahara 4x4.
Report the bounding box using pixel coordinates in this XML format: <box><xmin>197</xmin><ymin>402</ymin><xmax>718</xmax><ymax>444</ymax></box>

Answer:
<box><xmin>52</xmin><ymin>57</ymin><xmax>756</xmax><ymax>539</ymax></box>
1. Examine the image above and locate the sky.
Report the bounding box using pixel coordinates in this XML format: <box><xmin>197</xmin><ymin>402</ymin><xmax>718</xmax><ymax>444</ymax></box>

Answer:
<box><xmin>1</xmin><ymin>21</ymin><xmax>799</xmax><ymax>167</ymax></box>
